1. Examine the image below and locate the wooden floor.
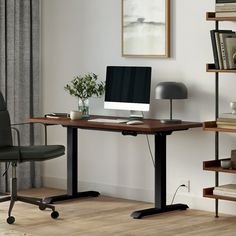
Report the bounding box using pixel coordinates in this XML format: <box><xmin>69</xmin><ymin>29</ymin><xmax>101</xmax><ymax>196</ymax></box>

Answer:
<box><xmin>0</xmin><ymin>188</ymin><xmax>236</xmax><ymax>236</ymax></box>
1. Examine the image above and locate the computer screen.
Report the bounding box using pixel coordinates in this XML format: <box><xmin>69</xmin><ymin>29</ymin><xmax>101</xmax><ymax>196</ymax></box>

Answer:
<box><xmin>104</xmin><ymin>66</ymin><xmax>151</xmax><ymax>111</ymax></box>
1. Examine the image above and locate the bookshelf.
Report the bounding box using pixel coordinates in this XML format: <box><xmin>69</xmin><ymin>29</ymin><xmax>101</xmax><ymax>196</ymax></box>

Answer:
<box><xmin>207</xmin><ymin>12</ymin><xmax>236</xmax><ymax>21</ymax></box>
<box><xmin>206</xmin><ymin>63</ymin><xmax>236</xmax><ymax>73</ymax></box>
<box><xmin>203</xmin><ymin>188</ymin><xmax>236</xmax><ymax>202</ymax></box>
<box><xmin>204</xmin><ymin>11</ymin><xmax>236</xmax><ymax>217</ymax></box>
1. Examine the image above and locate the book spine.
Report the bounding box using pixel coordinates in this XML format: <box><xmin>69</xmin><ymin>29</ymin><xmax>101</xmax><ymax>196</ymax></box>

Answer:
<box><xmin>216</xmin><ymin>6</ymin><xmax>236</xmax><ymax>12</ymax></box>
<box><xmin>213</xmin><ymin>190</ymin><xmax>236</xmax><ymax>197</ymax></box>
<box><xmin>219</xmin><ymin>33</ymin><xmax>228</xmax><ymax>69</ymax></box>
<box><xmin>217</xmin><ymin>117</ymin><xmax>236</xmax><ymax>122</ymax></box>
<box><xmin>216</xmin><ymin>12</ymin><xmax>236</xmax><ymax>17</ymax></box>
<box><xmin>216</xmin><ymin>121</ymin><xmax>236</xmax><ymax>125</ymax></box>
<box><xmin>217</xmin><ymin>124</ymin><xmax>236</xmax><ymax>129</ymax></box>
<box><xmin>214</xmin><ymin>187</ymin><xmax>236</xmax><ymax>193</ymax></box>
<box><xmin>219</xmin><ymin>113</ymin><xmax>236</xmax><ymax>118</ymax></box>
<box><xmin>210</xmin><ymin>30</ymin><xmax>219</xmax><ymax>69</ymax></box>
<box><xmin>215</xmin><ymin>32</ymin><xmax>224</xmax><ymax>69</ymax></box>
<box><xmin>216</xmin><ymin>0</ymin><xmax>236</xmax><ymax>4</ymax></box>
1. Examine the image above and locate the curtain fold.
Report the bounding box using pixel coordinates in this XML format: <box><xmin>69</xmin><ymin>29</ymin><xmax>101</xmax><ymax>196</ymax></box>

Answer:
<box><xmin>0</xmin><ymin>0</ymin><xmax>41</xmax><ymax>192</ymax></box>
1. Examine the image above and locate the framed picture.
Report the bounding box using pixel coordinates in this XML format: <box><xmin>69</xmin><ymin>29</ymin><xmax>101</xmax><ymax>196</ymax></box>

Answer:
<box><xmin>122</xmin><ymin>0</ymin><xmax>170</xmax><ymax>58</ymax></box>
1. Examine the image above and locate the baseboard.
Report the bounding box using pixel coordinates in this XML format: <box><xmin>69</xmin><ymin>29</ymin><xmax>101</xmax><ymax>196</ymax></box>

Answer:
<box><xmin>42</xmin><ymin>176</ymin><xmax>67</xmax><ymax>190</ymax></box>
<box><xmin>42</xmin><ymin>176</ymin><xmax>236</xmax><ymax>215</ymax></box>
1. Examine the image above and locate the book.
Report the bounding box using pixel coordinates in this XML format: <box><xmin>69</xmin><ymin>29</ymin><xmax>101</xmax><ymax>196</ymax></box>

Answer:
<box><xmin>216</xmin><ymin>121</ymin><xmax>236</xmax><ymax>125</ymax></box>
<box><xmin>214</xmin><ymin>30</ymin><xmax>233</xmax><ymax>69</ymax></box>
<box><xmin>216</xmin><ymin>1</ymin><xmax>236</xmax><ymax>12</ymax></box>
<box><xmin>219</xmin><ymin>32</ymin><xmax>236</xmax><ymax>69</ymax></box>
<box><xmin>45</xmin><ymin>113</ymin><xmax>68</xmax><ymax>119</ymax></box>
<box><xmin>215</xmin><ymin>184</ymin><xmax>236</xmax><ymax>193</ymax></box>
<box><xmin>217</xmin><ymin>117</ymin><xmax>236</xmax><ymax>122</ymax></box>
<box><xmin>219</xmin><ymin>112</ymin><xmax>236</xmax><ymax>118</ymax></box>
<box><xmin>210</xmin><ymin>30</ymin><xmax>220</xmax><ymax>69</ymax></box>
<box><xmin>217</xmin><ymin>124</ymin><xmax>236</xmax><ymax>129</ymax></box>
<box><xmin>213</xmin><ymin>190</ymin><xmax>236</xmax><ymax>198</ymax></box>
<box><xmin>216</xmin><ymin>0</ymin><xmax>236</xmax><ymax>3</ymax></box>
<box><xmin>215</xmin><ymin>32</ymin><xmax>224</xmax><ymax>69</ymax></box>
<box><xmin>216</xmin><ymin>11</ymin><xmax>236</xmax><ymax>17</ymax></box>
<box><xmin>225</xmin><ymin>37</ymin><xmax>236</xmax><ymax>69</ymax></box>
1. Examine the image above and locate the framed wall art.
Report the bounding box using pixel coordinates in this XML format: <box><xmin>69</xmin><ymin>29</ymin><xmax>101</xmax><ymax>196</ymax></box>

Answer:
<box><xmin>122</xmin><ymin>0</ymin><xmax>170</xmax><ymax>58</ymax></box>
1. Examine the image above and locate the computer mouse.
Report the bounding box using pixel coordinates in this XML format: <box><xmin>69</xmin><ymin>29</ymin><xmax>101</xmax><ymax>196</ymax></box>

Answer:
<box><xmin>126</xmin><ymin>120</ymin><xmax>144</xmax><ymax>125</ymax></box>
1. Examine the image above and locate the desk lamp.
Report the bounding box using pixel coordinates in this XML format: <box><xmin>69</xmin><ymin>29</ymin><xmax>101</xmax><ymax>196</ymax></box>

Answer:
<box><xmin>155</xmin><ymin>82</ymin><xmax>188</xmax><ymax>124</ymax></box>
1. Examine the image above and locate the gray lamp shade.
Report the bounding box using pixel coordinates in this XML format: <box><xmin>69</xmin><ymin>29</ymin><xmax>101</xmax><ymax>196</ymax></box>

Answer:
<box><xmin>155</xmin><ymin>82</ymin><xmax>188</xmax><ymax>124</ymax></box>
<box><xmin>155</xmin><ymin>82</ymin><xmax>188</xmax><ymax>100</ymax></box>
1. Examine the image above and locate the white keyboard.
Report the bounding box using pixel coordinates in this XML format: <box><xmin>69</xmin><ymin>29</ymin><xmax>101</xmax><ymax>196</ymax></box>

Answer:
<box><xmin>87</xmin><ymin>118</ymin><xmax>129</xmax><ymax>124</ymax></box>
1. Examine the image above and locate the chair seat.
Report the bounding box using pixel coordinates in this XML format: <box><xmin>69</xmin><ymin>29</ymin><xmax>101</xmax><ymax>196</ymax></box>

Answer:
<box><xmin>0</xmin><ymin>145</ymin><xmax>65</xmax><ymax>162</ymax></box>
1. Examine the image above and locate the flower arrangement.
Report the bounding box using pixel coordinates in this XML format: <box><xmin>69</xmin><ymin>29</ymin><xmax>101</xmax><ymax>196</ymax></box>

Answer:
<box><xmin>64</xmin><ymin>73</ymin><xmax>105</xmax><ymax>116</ymax></box>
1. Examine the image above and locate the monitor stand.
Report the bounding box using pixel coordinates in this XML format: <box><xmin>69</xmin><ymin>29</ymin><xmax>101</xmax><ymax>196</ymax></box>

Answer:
<box><xmin>129</xmin><ymin>110</ymin><xmax>144</xmax><ymax>120</ymax></box>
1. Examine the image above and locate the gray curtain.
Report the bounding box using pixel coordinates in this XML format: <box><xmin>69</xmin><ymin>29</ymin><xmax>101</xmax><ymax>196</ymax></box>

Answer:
<box><xmin>0</xmin><ymin>0</ymin><xmax>41</xmax><ymax>191</ymax></box>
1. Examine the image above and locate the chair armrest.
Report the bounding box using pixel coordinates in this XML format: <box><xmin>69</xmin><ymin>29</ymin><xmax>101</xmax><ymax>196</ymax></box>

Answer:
<box><xmin>11</xmin><ymin>122</ymin><xmax>48</xmax><ymax>145</ymax></box>
<box><xmin>11</xmin><ymin>127</ymin><xmax>21</xmax><ymax>147</ymax></box>
<box><xmin>10</xmin><ymin>127</ymin><xmax>22</xmax><ymax>162</ymax></box>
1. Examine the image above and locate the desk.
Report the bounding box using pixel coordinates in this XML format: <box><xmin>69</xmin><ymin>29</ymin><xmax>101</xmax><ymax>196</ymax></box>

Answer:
<box><xmin>29</xmin><ymin>115</ymin><xmax>201</xmax><ymax>219</ymax></box>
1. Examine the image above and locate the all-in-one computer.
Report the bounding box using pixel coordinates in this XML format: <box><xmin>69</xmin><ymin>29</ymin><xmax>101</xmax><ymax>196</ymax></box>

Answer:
<box><xmin>88</xmin><ymin>66</ymin><xmax>151</xmax><ymax>124</ymax></box>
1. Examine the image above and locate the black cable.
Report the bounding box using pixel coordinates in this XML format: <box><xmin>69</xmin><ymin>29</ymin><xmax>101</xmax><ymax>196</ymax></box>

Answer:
<box><xmin>171</xmin><ymin>184</ymin><xmax>187</xmax><ymax>205</ymax></box>
<box><xmin>145</xmin><ymin>135</ymin><xmax>155</xmax><ymax>168</ymax></box>
<box><xmin>2</xmin><ymin>162</ymin><xmax>10</xmax><ymax>177</ymax></box>
<box><xmin>141</xmin><ymin>112</ymin><xmax>155</xmax><ymax>168</ymax></box>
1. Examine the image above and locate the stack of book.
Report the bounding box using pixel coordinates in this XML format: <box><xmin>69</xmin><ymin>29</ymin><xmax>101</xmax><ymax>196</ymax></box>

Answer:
<box><xmin>216</xmin><ymin>113</ymin><xmax>236</xmax><ymax>129</ymax></box>
<box><xmin>213</xmin><ymin>184</ymin><xmax>236</xmax><ymax>198</ymax></box>
<box><xmin>210</xmin><ymin>30</ymin><xmax>236</xmax><ymax>69</ymax></box>
<box><xmin>216</xmin><ymin>0</ymin><xmax>236</xmax><ymax>18</ymax></box>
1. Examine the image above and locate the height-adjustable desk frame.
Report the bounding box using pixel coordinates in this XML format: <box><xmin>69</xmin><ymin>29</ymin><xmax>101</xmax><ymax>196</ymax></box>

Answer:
<box><xmin>29</xmin><ymin>116</ymin><xmax>201</xmax><ymax>219</ymax></box>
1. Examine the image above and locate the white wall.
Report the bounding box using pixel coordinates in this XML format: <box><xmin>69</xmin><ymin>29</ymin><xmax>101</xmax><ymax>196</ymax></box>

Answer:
<box><xmin>41</xmin><ymin>0</ymin><xmax>236</xmax><ymax>215</ymax></box>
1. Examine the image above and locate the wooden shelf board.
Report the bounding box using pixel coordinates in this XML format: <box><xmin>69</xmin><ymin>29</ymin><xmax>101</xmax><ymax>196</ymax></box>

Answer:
<box><xmin>206</xmin><ymin>64</ymin><xmax>236</xmax><ymax>73</ymax></box>
<box><xmin>203</xmin><ymin>187</ymin><xmax>236</xmax><ymax>202</ymax></box>
<box><xmin>204</xmin><ymin>121</ymin><xmax>236</xmax><ymax>133</ymax></box>
<box><xmin>203</xmin><ymin>159</ymin><xmax>236</xmax><ymax>173</ymax></box>
<box><xmin>206</xmin><ymin>12</ymin><xmax>236</xmax><ymax>21</ymax></box>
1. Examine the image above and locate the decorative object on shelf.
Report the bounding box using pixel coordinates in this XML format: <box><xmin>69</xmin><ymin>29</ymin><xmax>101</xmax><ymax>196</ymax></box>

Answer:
<box><xmin>220</xmin><ymin>159</ymin><xmax>231</xmax><ymax>169</ymax></box>
<box><xmin>64</xmin><ymin>73</ymin><xmax>105</xmax><ymax>117</ymax></box>
<box><xmin>122</xmin><ymin>0</ymin><xmax>170</xmax><ymax>58</ymax></box>
<box><xmin>155</xmin><ymin>82</ymin><xmax>188</xmax><ymax>124</ymax></box>
<box><xmin>230</xmin><ymin>101</ymin><xmax>236</xmax><ymax>114</ymax></box>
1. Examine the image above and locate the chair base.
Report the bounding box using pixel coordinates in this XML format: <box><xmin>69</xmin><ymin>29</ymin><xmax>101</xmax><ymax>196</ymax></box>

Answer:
<box><xmin>0</xmin><ymin>172</ymin><xmax>59</xmax><ymax>224</ymax></box>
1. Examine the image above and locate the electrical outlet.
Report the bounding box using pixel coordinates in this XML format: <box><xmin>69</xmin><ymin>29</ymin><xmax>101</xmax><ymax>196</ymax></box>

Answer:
<box><xmin>180</xmin><ymin>179</ymin><xmax>190</xmax><ymax>193</ymax></box>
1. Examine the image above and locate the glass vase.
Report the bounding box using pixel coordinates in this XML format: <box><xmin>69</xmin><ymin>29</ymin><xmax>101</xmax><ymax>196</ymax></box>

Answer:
<box><xmin>78</xmin><ymin>98</ymin><xmax>89</xmax><ymax>117</ymax></box>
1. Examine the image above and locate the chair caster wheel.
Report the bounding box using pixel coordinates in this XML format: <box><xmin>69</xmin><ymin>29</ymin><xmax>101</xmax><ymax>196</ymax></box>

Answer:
<box><xmin>51</xmin><ymin>211</ymin><xmax>59</xmax><ymax>219</ymax></box>
<box><xmin>39</xmin><ymin>204</ymin><xmax>46</xmax><ymax>210</ymax></box>
<box><xmin>7</xmin><ymin>216</ymin><xmax>15</xmax><ymax>224</ymax></box>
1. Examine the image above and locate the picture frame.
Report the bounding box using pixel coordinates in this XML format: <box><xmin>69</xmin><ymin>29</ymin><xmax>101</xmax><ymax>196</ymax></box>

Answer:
<box><xmin>122</xmin><ymin>0</ymin><xmax>170</xmax><ymax>58</ymax></box>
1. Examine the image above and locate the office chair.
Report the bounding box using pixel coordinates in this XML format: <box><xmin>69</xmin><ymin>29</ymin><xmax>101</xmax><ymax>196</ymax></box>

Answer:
<box><xmin>0</xmin><ymin>92</ymin><xmax>65</xmax><ymax>224</ymax></box>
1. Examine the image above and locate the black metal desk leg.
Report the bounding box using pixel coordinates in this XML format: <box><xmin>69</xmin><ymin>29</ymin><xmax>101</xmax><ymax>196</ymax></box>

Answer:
<box><xmin>131</xmin><ymin>132</ymin><xmax>188</xmax><ymax>219</ymax></box>
<box><xmin>43</xmin><ymin>127</ymin><xmax>100</xmax><ymax>204</ymax></box>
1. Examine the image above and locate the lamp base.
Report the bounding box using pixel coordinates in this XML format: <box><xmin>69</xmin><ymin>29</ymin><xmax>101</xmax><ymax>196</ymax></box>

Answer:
<box><xmin>160</xmin><ymin>119</ymin><xmax>182</xmax><ymax>124</ymax></box>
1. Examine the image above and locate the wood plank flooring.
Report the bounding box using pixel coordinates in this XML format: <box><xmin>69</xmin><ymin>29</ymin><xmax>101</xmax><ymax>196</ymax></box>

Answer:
<box><xmin>0</xmin><ymin>188</ymin><xmax>236</xmax><ymax>236</ymax></box>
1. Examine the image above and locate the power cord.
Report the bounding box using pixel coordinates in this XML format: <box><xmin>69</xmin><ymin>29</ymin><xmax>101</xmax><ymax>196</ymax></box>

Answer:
<box><xmin>141</xmin><ymin>112</ymin><xmax>155</xmax><ymax>168</ymax></box>
<box><xmin>170</xmin><ymin>184</ymin><xmax>187</xmax><ymax>205</ymax></box>
<box><xmin>145</xmin><ymin>135</ymin><xmax>155</xmax><ymax>168</ymax></box>
<box><xmin>2</xmin><ymin>162</ymin><xmax>10</xmax><ymax>177</ymax></box>
<box><xmin>141</xmin><ymin>112</ymin><xmax>187</xmax><ymax>204</ymax></box>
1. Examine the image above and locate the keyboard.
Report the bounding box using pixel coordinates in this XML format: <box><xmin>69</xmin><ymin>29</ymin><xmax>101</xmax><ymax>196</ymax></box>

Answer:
<box><xmin>87</xmin><ymin>118</ymin><xmax>129</xmax><ymax>124</ymax></box>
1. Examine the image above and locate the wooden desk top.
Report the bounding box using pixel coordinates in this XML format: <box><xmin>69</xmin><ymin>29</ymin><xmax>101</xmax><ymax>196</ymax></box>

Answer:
<box><xmin>29</xmin><ymin>115</ymin><xmax>202</xmax><ymax>134</ymax></box>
